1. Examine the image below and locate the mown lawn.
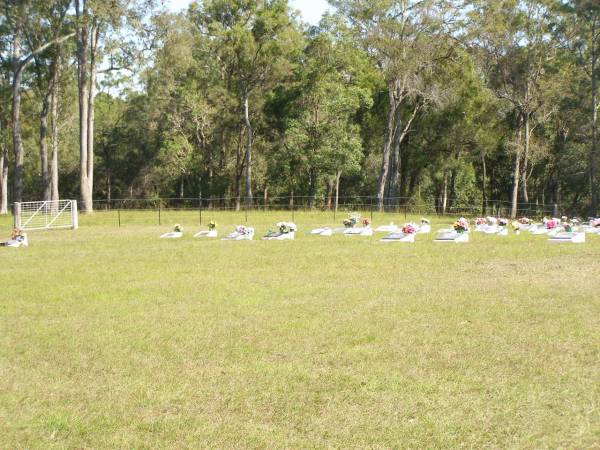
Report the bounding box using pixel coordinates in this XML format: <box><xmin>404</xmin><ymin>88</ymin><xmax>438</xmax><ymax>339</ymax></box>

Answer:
<box><xmin>1</xmin><ymin>211</ymin><xmax>599</xmax><ymax>448</ymax></box>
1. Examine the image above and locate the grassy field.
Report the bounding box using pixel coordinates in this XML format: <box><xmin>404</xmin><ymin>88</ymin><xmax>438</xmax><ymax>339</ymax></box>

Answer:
<box><xmin>0</xmin><ymin>211</ymin><xmax>599</xmax><ymax>448</ymax></box>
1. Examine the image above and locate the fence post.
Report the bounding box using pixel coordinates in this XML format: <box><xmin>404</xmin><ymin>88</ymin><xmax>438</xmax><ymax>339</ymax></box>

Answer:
<box><xmin>118</xmin><ymin>208</ymin><xmax>121</xmax><ymax>228</ymax></box>
<box><xmin>13</xmin><ymin>202</ymin><xmax>21</xmax><ymax>229</ymax></box>
<box><xmin>370</xmin><ymin>197</ymin><xmax>373</xmax><ymax>221</ymax></box>
<box><xmin>199</xmin><ymin>196</ymin><xmax>202</xmax><ymax>225</ymax></box>
<box><xmin>158</xmin><ymin>202</ymin><xmax>161</xmax><ymax>226</ymax></box>
<box><xmin>244</xmin><ymin>204</ymin><xmax>248</xmax><ymax>223</ymax></box>
<box><xmin>71</xmin><ymin>200</ymin><xmax>79</xmax><ymax>230</ymax></box>
<box><xmin>404</xmin><ymin>204</ymin><xmax>407</xmax><ymax>221</ymax></box>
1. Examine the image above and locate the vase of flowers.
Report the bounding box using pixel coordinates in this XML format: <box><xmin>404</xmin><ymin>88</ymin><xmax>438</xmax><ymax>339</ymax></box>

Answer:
<box><xmin>402</xmin><ymin>223</ymin><xmax>417</xmax><ymax>234</ymax></box>
<box><xmin>544</xmin><ymin>218</ymin><xmax>558</xmax><ymax>229</ymax></box>
<box><xmin>194</xmin><ymin>220</ymin><xmax>218</xmax><ymax>238</ymax></box>
<box><xmin>343</xmin><ymin>213</ymin><xmax>360</xmax><ymax>228</ymax></box>
<box><xmin>263</xmin><ymin>222</ymin><xmax>296</xmax><ymax>240</ymax></box>
<box><xmin>221</xmin><ymin>225</ymin><xmax>254</xmax><ymax>240</ymax></box>
<box><xmin>453</xmin><ymin>217</ymin><xmax>470</xmax><ymax>233</ymax></box>
<box><xmin>511</xmin><ymin>220</ymin><xmax>521</xmax><ymax>235</ymax></box>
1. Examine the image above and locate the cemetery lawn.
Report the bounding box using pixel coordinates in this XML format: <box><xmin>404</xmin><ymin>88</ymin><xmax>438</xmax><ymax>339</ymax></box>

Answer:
<box><xmin>1</xmin><ymin>211</ymin><xmax>599</xmax><ymax>448</ymax></box>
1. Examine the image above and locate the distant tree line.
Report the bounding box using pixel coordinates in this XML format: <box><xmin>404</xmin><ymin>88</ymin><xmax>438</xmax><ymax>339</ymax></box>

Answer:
<box><xmin>0</xmin><ymin>0</ymin><xmax>599</xmax><ymax>217</ymax></box>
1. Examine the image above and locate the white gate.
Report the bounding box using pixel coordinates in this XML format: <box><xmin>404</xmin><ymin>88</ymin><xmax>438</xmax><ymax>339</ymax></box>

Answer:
<box><xmin>14</xmin><ymin>200</ymin><xmax>78</xmax><ymax>231</ymax></box>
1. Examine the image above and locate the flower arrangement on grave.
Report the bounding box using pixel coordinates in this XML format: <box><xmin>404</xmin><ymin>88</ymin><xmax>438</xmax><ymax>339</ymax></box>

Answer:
<box><xmin>511</xmin><ymin>220</ymin><xmax>521</xmax><ymax>231</ymax></box>
<box><xmin>562</xmin><ymin>222</ymin><xmax>573</xmax><ymax>232</ymax></box>
<box><xmin>277</xmin><ymin>222</ymin><xmax>296</xmax><ymax>234</ymax></box>
<box><xmin>9</xmin><ymin>228</ymin><xmax>26</xmax><ymax>242</ymax></box>
<box><xmin>486</xmin><ymin>216</ymin><xmax>498</xmax><ymax>224</ymax></box>
<box><xmin>475</xmin><ymin>217</ymin><xmax>486</xmax><ymax>226</ymax></box>
<box><xmin>518</xmin><ymin>217</ymin><xmax>531</xmax><ymax>225</ymax></box>
<box><xmin>421</xmin><ymin>218</ymin><xmax>430</xmax><ymax>224</ymax></box>
<box><xmin>235</xmin><ymin>225</ymin><xmax>250</xmax><ymax>235</ymax></box>
<box><xmin>343</xmin><ymin>213</ymin><xmax>360</xmax><ymax>228</ymax></box>
<box><xmin>208</xmin><ymin>220</ymin><xmax>217</xmax><ymax>230</ymax></box>
<box><xmin>591</xmin><ymin>218</ymin><xmax>600</xmax><ymax>227</ymax></box>
<box><xmin>453</xmin><ymin>217</ymin><xmax>470</xmax><ymax>233</ymax></box>
<box><xmin>173</xmin><ymin>224</ymin><xmax>183</xmax><ymax>233</ymax></box>
<box><xmin>498</xmin><ymin>218</ymin><xmax>509</xmax><ymax>227</ymax></box>
<box><xmin>544</xmin><ymin>218</ymin><xmax>558</xmax><ymax>229</ymax></box>
<box><xmin>362</xmin><ymin>218</ymin><xmax>371</xmax><ymax>227</ymax></box>
<box><xmin>402</xmin><ymin>223</ymin><xmax>417</xmax><ymax>234</ymax></box>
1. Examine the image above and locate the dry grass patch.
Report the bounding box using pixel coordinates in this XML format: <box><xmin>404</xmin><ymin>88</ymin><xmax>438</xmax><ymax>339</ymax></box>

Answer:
<box><xmin>0</xmin><ymin>212</ymin><xmax>599</xmax><ymax>448</ymax></box>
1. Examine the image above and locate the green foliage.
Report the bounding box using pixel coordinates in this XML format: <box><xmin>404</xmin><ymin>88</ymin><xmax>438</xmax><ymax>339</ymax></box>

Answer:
<box><xmin>0</xmin><ymin>0</ymin><xmax>598</xmax><ymax>215</ymax></box>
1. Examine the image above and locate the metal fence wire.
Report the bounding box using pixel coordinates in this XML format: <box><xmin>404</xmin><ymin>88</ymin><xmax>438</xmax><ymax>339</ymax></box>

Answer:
<box><xmin>83</xmin><ymin>196</ymin><xmax>566</xmax><ymax>227</ymax></box>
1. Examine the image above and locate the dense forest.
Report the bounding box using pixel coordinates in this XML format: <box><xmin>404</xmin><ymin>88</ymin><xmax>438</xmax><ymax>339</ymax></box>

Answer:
<box><xmin>0</xmin><ymin>0</ymin><xmax>599</xmax><ymax>217</ymax></box>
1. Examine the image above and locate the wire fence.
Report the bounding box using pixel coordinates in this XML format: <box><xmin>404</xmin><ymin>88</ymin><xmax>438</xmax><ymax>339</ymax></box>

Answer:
<box><xmin>82</xmin><ymin>196</ymin><xmax>563</xmax><ymax>227</ymax></box>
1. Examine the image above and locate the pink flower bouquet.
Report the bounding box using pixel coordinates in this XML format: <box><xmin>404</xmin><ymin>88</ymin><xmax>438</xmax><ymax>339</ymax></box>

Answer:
<box><xmin>453</xmin><ymin>217</ymin><xmax>470</xmax><ymax>233</ymax></box>
<box><xmin>402</xmin><ymin>223</ymin><xmax>417</xmax><ymax>234</ymax></box>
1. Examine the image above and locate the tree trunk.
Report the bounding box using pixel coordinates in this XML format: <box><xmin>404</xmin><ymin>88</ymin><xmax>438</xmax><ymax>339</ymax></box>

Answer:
<box><xmin>234</xmin><ymin>126</ymin><xmax>244</xmax><ymax>211</ymax></box>
<box><xmin>76</xmin><ymin>5</ymin><xmax>92</xmax><ymax>212</ymax></box>
<box><xmin>87</xmin><ymin>20</ymin><xmax>99</xmax><ymax>205</ymax></box>
<box><xmin>243</xmin><ymin>95</ymin><xmax>253</xmax><ymax>206</ymax></box>
<box><xmin>307</xmin><ymin>168</ymin><xmax>316</xmax><ymax>209</ymax></box>
<box><xmin>0</xmin><ymin>141</ymin><xmax>7</xmax><ymax>215</ymax></box>
<box><xmin>50</xmin><ymin>58</ymin><xmax>60</xmax><ymax>203</ymax></box>
<box><xmin>326</xmin><ymin>178</ymin><xmax>333</xmax><ymax>210</ymax></box>
<box><xmin>521</xmin><ymin>112</ymin><xmax>530</xmax><ymax>210</ymax></box>
<box><xmin>376</xmin><ymin>80</ymin><xmax>398</xmax><ymax>211</ymax></box>
<box><xmin>263</xmin><ymin>186</ymin><xmax>268</xmax><ymax>210</ymax></box>
<box><xmin>591</xmin><ymin>25</ymin><xmax>598</xmax><ymax>216</ymax></box>
<box><xmin>0</xmin><ymin>115</ymin><xmax>7</xmax><ymax>214</ymax></box>
<box><xmin>334</xmin><ymin>170</ymin><xmax>341</xmax><ymax>213</ymax></box>
<box><xmin>207</xmin><ymin>139</ymin><xmax>213</xmax><ymax>201</ymax></box>
<box><xmin>384</xmin><ymin>102</ymin><xmax>420</xmax><ymax>210</ymax></box>
<box><xmin>107</xmin><ymin>173</ymin><xmax>111</xmax><ymax>204</ymax></box>
<box><xmin>510</xmin><ymin>127</ymin><xmax>523</xmax><ymax>219</ymax></box>
<box><xmin>400</xmin><ymin>144</ymin><xmax>411</xmax><ymax>199</ymax></box>
<box><xmin>8</xmin><ymin>16</ymin><xmax>73</xmax><ymax>205</ymax></box>
<box><xmin>386</xmin><ymin>103</ymin><xmax>404</xmax><ymax>208</ymax></box>
<box><xmin>39</xmin><ymin>86</ymin><xmax>51</xmax><ymax>201</ymax></box>
<box><xmin>442</xmin><ymin>171</ymin><xmax>448</xmax><ymax>215</ymax></box>
<box><xmin>11</xmin><ymin>25</ymin><xmax>24</xmax><ymax>203</ymax></box>
<box><xmin>554</xmin><ymin>181</ymin><xmax>561</xmax><ymax>217</ymax></box>
<box><xmin>449</xmin><ymin>169</ymin><xmax>458</xmax><ymax>210</ymax></box>
<box><xmin>481</xmin><ymin>152</ymin><xmax>487</xmax><ymax>215</ymax></box>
